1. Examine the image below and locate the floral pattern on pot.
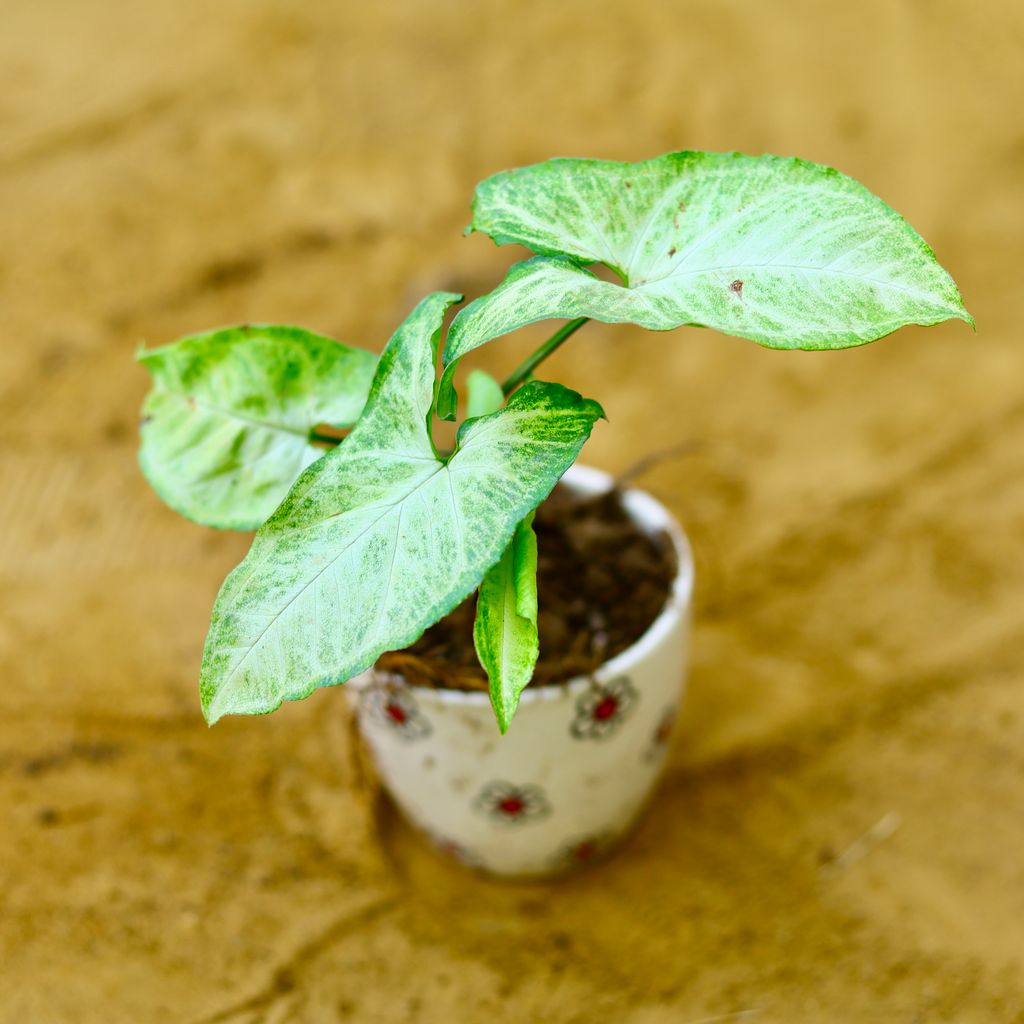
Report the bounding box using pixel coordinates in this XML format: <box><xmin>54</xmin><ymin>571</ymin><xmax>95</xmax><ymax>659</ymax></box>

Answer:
<box><xmin>644</xmin><ymin>704</ymin><xmax>678</xmax><ymax>762</ymax></box>
<box><xmin>570</xmin><ymin>676</ymin><xmax>638</xmax><ymax>740</ymax></box>
<box><xmin>361</xmin><ymin>685</ymin><xmax>432</xmax><ymax>741</ymax></box>
<box><xmin>553</xmin><ymin>831</ymin><xmax>616</xmax><ymax>870</ymax></box>
<box><xmin>425</xmin><ymin>831</ymin><xmax>484</xmax><ymax>868</ymax></box>
<box><xmin>472</xmin><ymin>781</ymin><xmax>552</xmax><ymax>825</ymax></box>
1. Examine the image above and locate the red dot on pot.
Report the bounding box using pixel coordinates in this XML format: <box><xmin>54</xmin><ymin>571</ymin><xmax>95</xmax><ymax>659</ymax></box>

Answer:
<box><xmin>498</xmin><ymin>797</ymin><xmax>524</xmax><ymax>815</ymax></box>
<box><xmin>594</xmin><ymin>696</ymin><xmax>619</xmax><ymax>721</ymax></box>
<box><xmin>385</xmin><ymin>702</ymin><xmax>407</xmax><ymax>724</ymax></box>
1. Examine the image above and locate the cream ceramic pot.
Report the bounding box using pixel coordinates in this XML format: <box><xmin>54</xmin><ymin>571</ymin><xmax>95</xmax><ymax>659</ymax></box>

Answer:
<box><xmin>346</xmin><ymin>464</ymin><xmax>693</xmax><ymax>877</ymax></box>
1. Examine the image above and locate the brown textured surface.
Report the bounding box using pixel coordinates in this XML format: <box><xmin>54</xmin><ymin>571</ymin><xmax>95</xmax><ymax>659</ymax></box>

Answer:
<box><xmin>1</xmin><ymin>1</ymin><xmax>1022</xmax><ymax>1020</ymax></box>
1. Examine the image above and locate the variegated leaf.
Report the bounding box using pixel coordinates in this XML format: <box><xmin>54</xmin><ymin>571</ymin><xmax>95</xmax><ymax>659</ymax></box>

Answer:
<box><xmin>200</xmin><ymin>293</ymin><xmax>602</xmax><ymax>724</ymax></box>
<box><xmin>138</xmin><ymin>325</ymin><xmax>376</xmax><ymax>529</ymax></box>
<box><xmin>439</xmin><ymin>151</ymin><xmax>972</xmax><ymax>414</ymax></box>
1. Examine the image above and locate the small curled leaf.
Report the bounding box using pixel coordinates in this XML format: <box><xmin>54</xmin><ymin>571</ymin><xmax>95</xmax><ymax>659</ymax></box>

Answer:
<box><xmin>474</xmin><ymin>512</ymin><xmax>539</xmax><ymax>733</ymax></box>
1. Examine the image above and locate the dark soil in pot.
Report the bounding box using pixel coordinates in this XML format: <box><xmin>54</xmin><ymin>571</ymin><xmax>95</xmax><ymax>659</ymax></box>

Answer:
<box><xmin>376</xmin><ymin>483</ymin><xmax>677</xmax><ymax>691</ymax></box>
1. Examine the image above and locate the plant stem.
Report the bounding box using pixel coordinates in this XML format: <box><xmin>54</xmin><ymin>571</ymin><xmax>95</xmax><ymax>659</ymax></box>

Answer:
<box><xmin>501</xmin><ymin>318</ymin><xmax>589</xmax><ymax>395</ymax></box>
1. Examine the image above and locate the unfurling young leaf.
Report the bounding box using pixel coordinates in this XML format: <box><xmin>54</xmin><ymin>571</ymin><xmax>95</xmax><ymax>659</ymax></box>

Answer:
<box><xmin>200</xmin><ymin>293</ymin><xmax>603</xmax><ymax>725</ymax></box>
<box><xmin>474</xmin><ymin>512</ymin><xmax>539</xmax><ymax>734</ymax></box>
<box><xmin>465</xmin><ymin>368</ymin><xmax>506</xmax><ymax>418</ymax></box>
<box><xmin>437</xmin><ymin>151</ymin><xmax>972</xmax><ymax>412</ymax></box>
<box><xmin>138</xmin><ymin>325</ymin><xmax>376</xmax><ymax>529</ymax></box>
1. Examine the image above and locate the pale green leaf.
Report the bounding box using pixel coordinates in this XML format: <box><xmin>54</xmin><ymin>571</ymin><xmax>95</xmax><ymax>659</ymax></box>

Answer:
<box><xmin>465</xmin><ymin>368</ymin><xmax>505</xmax><ymax>418</ymax></box>
<box><xmin>200</xmin><ymin>293</ymin><xmax>603</xmax><ymax>724</ymax></box>
<box><xmin>443</xmin><ymin>151</ymin><xmax>972</xmax><ymax>382</ymax></box>
<box><xmin>473</xmin><ymin>512</ymin><xmax>538</xmax><ymax>734</ymax></box>
<box><xmin>138</xmin><ymin>325</ymin><xmax>376</xmax><ymax>530</ymax></box>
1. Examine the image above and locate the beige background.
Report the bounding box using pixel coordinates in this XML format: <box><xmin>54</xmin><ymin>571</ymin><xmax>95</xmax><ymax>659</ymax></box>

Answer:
<box><xmin>2</xmin><ymin>1</ymin><xmax>1022</xmax><ymax>1020</ymax></box>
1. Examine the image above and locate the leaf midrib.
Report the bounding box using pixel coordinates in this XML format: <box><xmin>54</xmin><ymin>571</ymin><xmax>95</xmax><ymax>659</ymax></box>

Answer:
<box><xmin>489</xmin><ymin>180</ymin><xmax>951</xmax><ymax>307</ymax></box>
<box><xmin>215</xmin><ymin>411</ymin><xmax>544</xmax><ymax>695</ymax></box>
<box><xmin>487</xmin><ymin>177</ymin><xmax>875</xmax><ymax>283</ymax></box>
<box><xmin>159</xmin><ymin>385</ymin><xmax>314</xmax><ymax>439</ymax></box>
<box><xmin>217</xmin><ymin>458</ymin><xmax>446</xmax><ymax>690</ymax></box>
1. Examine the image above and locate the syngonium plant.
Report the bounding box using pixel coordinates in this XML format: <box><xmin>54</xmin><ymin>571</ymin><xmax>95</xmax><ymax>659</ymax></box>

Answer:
<box><xmin>137</xmin><ymin>151</ymin><xmax>972</xmax><ymax>733</ymax></box>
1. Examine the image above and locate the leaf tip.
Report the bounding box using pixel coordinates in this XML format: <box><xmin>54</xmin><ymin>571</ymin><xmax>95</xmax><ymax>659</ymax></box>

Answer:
<box><xmin>200</xmin><ymin>692</ymin><xmax>221</xmax><ymax>727</ymax></box>
<box><xmin>937</xmin><ymin>281</ymin><xmax>974</xmax><ymax>332</ymax></box>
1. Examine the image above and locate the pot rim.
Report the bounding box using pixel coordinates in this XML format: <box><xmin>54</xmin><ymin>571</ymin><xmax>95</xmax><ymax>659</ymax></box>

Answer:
<box><xmin>351</xmin><ymin>462</ymin><xmax>694</xmax><ymax>706</ymax></box>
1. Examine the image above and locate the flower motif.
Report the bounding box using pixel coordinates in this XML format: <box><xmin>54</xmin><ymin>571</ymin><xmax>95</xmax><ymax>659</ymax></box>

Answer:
<box><xmin>425</xmin><ymin>832</ymin><xmax>484</xmax><ymax>868</ymax></box>
<box><xmin>472</xmin><ymin>781</ymin><xmax>551</xmax><ymax>825</ymax></box>
<box><xmin>570</xmin><ymin>676</ymin><xmax>638</xmax><ymax>740</ymax></box>
<box><xmin>644</xmin><ymin>704</ymin><xmax>678</xmax><ymax>762</ymax></box>
<box><xmin>546</xmin><ymin>830</ymin><xmax>619</xmax><ymax>871</ymax></box>
<box><xmin>361</xmin><ymin>685</ymin><xmax>432</xmax><ymax>741</ymax></box>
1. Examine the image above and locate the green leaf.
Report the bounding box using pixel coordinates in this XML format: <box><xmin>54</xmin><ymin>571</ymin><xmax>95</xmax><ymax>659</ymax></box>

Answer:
<box><xmin>473</xmin><ymin>512</ymin><xmax>539</xmax><ymax>734</ymax></box>
<box><xmin>138</xmin><ymin>325</ymin><xmax>376</xmax><ymax>530</ymax></box>
<box><xmin>465</xmin><ymin>368</ymin><xmax>505</xmax><ymax>418</ymax></box>
<box><xmin>200</xmin><ymin>293</ymin><xmax>603</xmax><ymax>725</ymax></box>
<box><xmin>446</xmin><ymin>151</ymin><xmax>971</xmax><ymax>371</ymax></box>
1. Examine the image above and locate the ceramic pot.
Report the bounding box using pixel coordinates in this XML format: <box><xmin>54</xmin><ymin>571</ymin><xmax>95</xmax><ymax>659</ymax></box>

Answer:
<box><xmin>346</xmin><ymin>464</ymin><xmax>694</xmax><ymax>877</ymax></box>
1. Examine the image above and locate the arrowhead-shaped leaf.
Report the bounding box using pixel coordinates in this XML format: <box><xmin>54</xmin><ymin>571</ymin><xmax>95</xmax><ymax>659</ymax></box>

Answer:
<box><xmin>138</xmin><ymin>325</ymin><xmax>376</xmax><ymax>529</ymax></box>
<box><xmin>200</xmin><ymin>293</ymin><xmax>603</xmax><ymax>724</ymax></box>
<box><xmin>474</xmin><ymin>512</ymin><xmax>539</xmax><ymax>734</ymax></box>
<box><xmin>441</xmin><ymin>151</ymin><xmax>972</xmax><ymax>402</ymax></box>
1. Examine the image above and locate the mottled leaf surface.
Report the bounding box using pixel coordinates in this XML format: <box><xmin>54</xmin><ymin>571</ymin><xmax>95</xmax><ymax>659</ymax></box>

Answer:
<box><xmin>200</xmin><ymin>293</ymin><xmax>602</xmax><ymax>724</ymax></box>
<box><xmin>474</xmin><ymin>512</ymin><xmax>539</xmax><ymax>734</ymax></box>
<box><xmin>445</xmin><ymin>151</ymin><xmax>971</xmax><ymax>375</ymax></box>
<box><xmin>139</xmin><ymin>325</ymin><xmax>376</xmax><ymax>529</ymax></box>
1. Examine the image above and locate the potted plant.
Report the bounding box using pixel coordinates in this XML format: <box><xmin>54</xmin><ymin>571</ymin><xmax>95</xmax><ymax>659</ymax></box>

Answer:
<box><xmin>137</xmin><ymin>151</ymin><xmax>971</xmax><ymax>876</ymax></box>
